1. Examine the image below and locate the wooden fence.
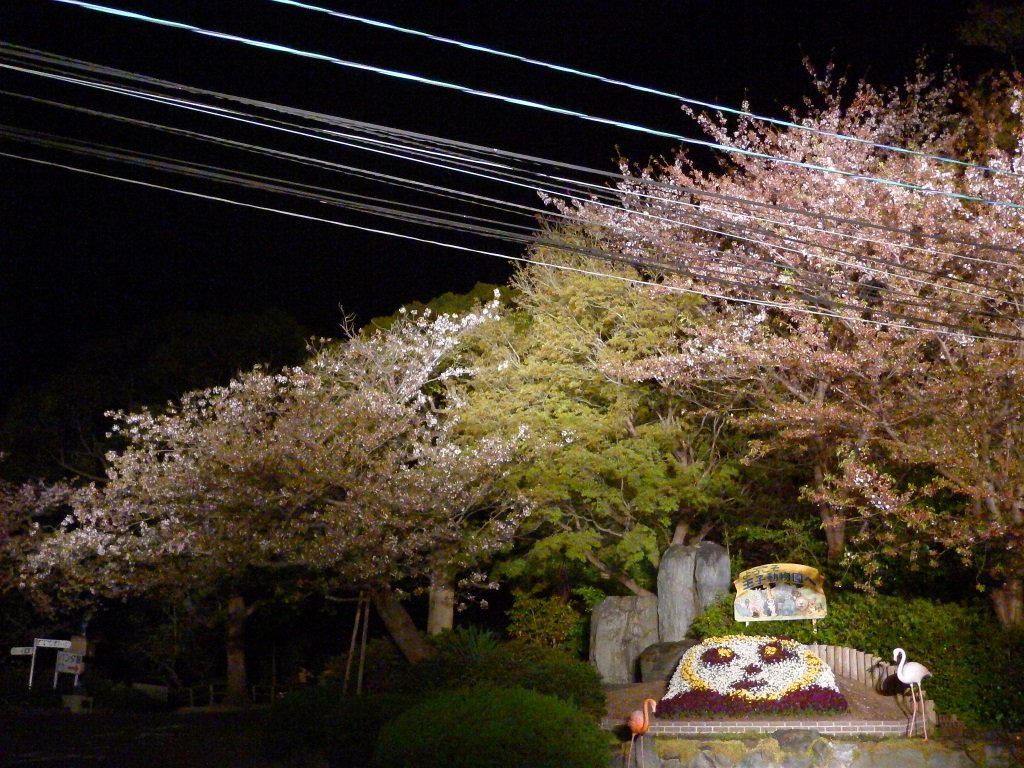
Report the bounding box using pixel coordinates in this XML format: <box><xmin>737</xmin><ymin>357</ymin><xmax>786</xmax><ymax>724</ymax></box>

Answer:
<box><xmin>805</xmin><ymin>643</ymin><xmax>935</xmax><ymax>724</ymax></box>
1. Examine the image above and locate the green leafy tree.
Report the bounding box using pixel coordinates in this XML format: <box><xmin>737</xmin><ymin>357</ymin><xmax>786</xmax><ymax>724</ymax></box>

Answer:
<box><xmin>459</xmin><ymin>250</ymin><xmax>743</xmax><ymax>596</ymax></box>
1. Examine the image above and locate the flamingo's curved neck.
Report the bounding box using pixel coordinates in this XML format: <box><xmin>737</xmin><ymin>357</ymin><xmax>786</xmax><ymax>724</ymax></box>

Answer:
<box><xmin>894</xmin><ymin>648</ymin><xmax>906</xmax><ymax>676</ymax></box>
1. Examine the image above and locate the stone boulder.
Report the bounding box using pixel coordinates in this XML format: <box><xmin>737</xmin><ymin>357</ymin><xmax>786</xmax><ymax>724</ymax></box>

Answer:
<box><xmin>639</xmin><ymin>640</ymin><xmax>696</xmax><ymax>683</ymax></box>
<box><xmin>589</xmin><ymin>595</ymin><xmax>659</xmax><ymax>684</ymax></box>
<box><xmin>694</xmin><ymin>541</ymin><xmax>732</xmax><ymax>611</ymax></box>
<box><xmin>657</xmin><ymin>541</ymin><xmax>730</xmax><ymax>642</ymax></box>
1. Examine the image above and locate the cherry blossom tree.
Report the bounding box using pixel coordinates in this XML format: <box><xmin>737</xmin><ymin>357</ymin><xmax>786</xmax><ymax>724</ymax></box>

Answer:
<box><xmin>569</xmin><ymin>66</ymin><xmax>1024</xmax><ymax>624</ymax></box>
<box><xmin>24</xmin><ymin>299</ymin><xmax>528</xmax><ymax>700</ymax></box>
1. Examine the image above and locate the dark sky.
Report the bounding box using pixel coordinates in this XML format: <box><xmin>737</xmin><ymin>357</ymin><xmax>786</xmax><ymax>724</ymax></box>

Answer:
<box><xmin>1</xmin><ymin>0</ymin><xmax>984</xmax><ymax>405</ymax></box>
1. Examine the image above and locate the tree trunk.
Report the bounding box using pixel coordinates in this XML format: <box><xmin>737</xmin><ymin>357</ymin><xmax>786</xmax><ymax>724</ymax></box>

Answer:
<box><xmin>992</xmin><ymin>577</ymin><xmax>1023</xmax><ymax>628</ymax></box>
<box><xmin>370</xmin><ymin>587</ymin><xmax>434</xmax><ymax>663</ymax></box>
<box><xmin>584</xmin><ymin>551</ymin><xmax>654</xmax><ymax>596</ymax></box>
<box><xmin>224</xmin><ymin>595</ymin><xmax>250</xmax><ymax>706</ymax></box>
<box><xmin>821</xmin><ymin>509</ymin><xmax>846</xmax><ymax>563</ymax></box>
<box><xmin>427</xmin><ymin>572</ymin><xmax>455</xmax><ymax>635</ymax></box>
<box><xmin>815</xmin><ymin>460</ymin><xmax>846</xmax><ymax>562</ymax></box>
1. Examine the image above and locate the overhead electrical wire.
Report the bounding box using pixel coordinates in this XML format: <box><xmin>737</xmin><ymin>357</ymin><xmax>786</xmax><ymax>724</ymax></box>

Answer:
<box><xmin>2</xmin><ymin>47</ymin><xmax>1022</xmax><ymax>337</ymax></box>
<box><xmin>3</xmin><ymin>118</ymin><xmax>1014</xmax><ymax>338</ymax></box>
<box><xmin>1</xmin><ymin>76</ymin><xmax>1010</xmax><ymax>318</ymax></box>
<box><xmin>4</xmin><ymin>50</ymin><xmax>1019</xmax><ymax>296</ymax></box>
<box><xmin>267</xmin><ymin>0</ymin><xmax>1023</xmax><ymax>181</ymax></box>
<box><xmin>45</xmin><ymin>0</ymin><xmax>1024</xmax><ymax>210</ymax></box>
<box><xmin>2</xmin><ymin>59</ymin><xmax>1020</xmax><ymax>326</ymax></box>
<box><xmin>4</xmin><ymin>145</ymin><xmax>1018</xmax><ymax>342</ymax></box>
<box><xmin>5</xmin><ymin>42</ymin><xmax>1023</xmax><ymax>266</ymax></box>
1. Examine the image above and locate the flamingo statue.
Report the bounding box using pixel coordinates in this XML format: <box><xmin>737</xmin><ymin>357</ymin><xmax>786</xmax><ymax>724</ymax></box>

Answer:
<box><xmin>893</xmin><ymin>647</ymin><xmax>931</xmax><ymax>739</ymax></box>
<box><xmin>625</xmin><ymin>698</ymin><xmax>657</xmax><ymax>767</ymax></box>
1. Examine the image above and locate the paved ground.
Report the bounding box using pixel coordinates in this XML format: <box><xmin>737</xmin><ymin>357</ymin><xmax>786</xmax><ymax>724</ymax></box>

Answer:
<box><xmin>0</xmin><ymin>708</ymin><xmax>273</xmax><ymax>768</ymax></box>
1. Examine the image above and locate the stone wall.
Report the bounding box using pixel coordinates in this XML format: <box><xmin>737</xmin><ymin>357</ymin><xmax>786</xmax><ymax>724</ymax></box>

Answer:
<box><xmin>619</xmin><ymin>731</ymin><xmax>1016</xmax><ymax>768</ymax></box>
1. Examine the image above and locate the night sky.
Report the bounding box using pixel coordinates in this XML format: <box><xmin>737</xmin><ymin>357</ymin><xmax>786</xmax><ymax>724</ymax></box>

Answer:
<box><xmin>1</xmin><ymin>1</ymin><xmax>985</xmax><ymax>407</ymax></box>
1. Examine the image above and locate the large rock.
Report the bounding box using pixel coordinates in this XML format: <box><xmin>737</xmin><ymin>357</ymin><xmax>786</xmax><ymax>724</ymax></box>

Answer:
<box><xmin>589</xmin><ymin>595</ymin><xmax>659</xmax><ymax>684</ymax></box>
<box><xmin>639</xmin><ymin>640</ymin><xmax>696</xmax><ymax>682</ymax></box>
<box><xmin>694</xmin><ymin>541</ymin><xmax>732</xmax><ymax>611</ymax></box>
<box><xmin>657</xmin><ymin>542</ymin><xmax>731</xmax><ymax>642</ymax></box>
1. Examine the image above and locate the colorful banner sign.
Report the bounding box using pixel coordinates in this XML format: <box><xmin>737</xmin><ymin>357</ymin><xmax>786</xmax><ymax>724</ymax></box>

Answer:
<box><xmin>733</xmin><ymin>563</ymin><xmax>827</xmax><ymax>623</ymax></box>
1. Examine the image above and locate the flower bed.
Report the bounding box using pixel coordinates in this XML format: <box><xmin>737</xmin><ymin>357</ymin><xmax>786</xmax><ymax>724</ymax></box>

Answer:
<box><xmin>658</xmin><ymin>635</ymin><xmax>848</xmax><ymax>718</ymax></box>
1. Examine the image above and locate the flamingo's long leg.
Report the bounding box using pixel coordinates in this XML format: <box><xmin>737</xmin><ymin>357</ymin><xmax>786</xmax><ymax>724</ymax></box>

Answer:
<box><xmin>918</xmin><ymin>684</ymin><xmax>928</xmax><ymax>740</ymax></box>
<box><xmin>907</xmin><ymin>685</ymin><xmax>918</xmax><ymax>737</ymax></box>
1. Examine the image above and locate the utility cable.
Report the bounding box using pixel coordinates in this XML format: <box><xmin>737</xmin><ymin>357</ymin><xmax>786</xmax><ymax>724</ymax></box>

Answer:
<box><xmin>2</xmin><ymin>66</ymin><xmax>1019</xmax><ymax>314</ymax></box>
<box><xmin>44</xmin><ymin>1</ymin><xmax>1024</xmax><ymax>210</ymax></box>
<box><xmin>5</xmin><ymin>127</ymin><xmax>1015</xmax><ymax>339</ymax></box>
<box><xmin>5</xmin><ymin>43</ymin><xmax>1023</xmax><ymax>262</ymax></box>
<box><xmin>267</xmin><ymin>0</ymin><xmax>1024</xmax><ymax>181</ymax></box>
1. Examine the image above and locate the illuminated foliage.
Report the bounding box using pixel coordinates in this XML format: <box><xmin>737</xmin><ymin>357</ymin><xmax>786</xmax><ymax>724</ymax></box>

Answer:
<box><xmin>572</xmin><ymin>66</ymin><xmax>1024</xmax><ymax>623</ymax></box>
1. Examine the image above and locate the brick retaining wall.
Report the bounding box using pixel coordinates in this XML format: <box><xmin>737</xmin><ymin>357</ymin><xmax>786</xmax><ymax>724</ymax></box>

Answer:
<box><xmin>600</xmin><ymin>717</ymin><xmax>916</xmax><ymax>737</ymax></box>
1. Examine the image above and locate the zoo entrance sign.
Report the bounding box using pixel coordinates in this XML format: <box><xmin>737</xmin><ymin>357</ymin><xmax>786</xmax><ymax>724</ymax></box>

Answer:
<box><xmin>734</xmin><ymin>563</ymin><xmax>827</xmax><ymax>626</ymax></box>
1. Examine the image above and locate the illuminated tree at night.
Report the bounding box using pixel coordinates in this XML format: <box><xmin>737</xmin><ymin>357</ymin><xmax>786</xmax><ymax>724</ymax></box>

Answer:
<box><xmin>24</xmin><ymin>299</ymin><xmax>528</xmax><ymax>701</ymax></box>
<box><xmin>572</xmin><ymin>67</ymin><xmax>1024</xmax><ymax>625</ymax></box>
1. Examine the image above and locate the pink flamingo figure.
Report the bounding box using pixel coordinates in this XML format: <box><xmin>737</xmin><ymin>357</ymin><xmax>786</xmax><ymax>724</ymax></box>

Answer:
<box><xmin>893</xmin><ymin>647</ymin><xmax>931</xmax><ymax>739</ymax></box>
<box><xmin>626</xmin><ymin>698</ymin><xmax>657</xmax><ymax>767</ymax></box>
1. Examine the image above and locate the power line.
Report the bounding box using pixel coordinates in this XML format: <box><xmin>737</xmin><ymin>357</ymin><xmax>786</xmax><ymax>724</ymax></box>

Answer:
<box><xmin>6</xmin><ymin>43</ymin><xmax>1022</xmax><ymax>263</ymax></box>
<box><xmin>268</xmin><ymin>0</ymin><xmax>1024</xmax><ymax>181</ymax></box>
<box><xmin>3</xmin><ymin>46</ymin><xmax>1022</xmax><ymax>333</ymax></box>
<box><xmin>5</xmin><ymin>121</ymin><xmax>1017</xmax><ymax>341</ymax></box>
<box><xmin>6</xmin><ymin>147</ymin><xmax>1017</xmax><ymax>342</ymax></box>
<box><xmin>3</xmin><ymin>75</ymin><xmax>1011</xmax><ymax>317</ymax></box>
<box><xmin>45</xmin><ymin>0</ymin><xmax>1024</xmax><ymax>211</ymax></box>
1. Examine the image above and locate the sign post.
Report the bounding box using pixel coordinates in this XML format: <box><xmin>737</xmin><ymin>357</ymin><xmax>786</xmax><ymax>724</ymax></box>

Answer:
<box><xmin>16</xmin><ymin>639</ymin><xmax>72</xmax><ymax>690</ymax></box>
<box><xmin>54</xmin><ymin>651</ymin><xmax>85</xmax><ymax>689</ymax></box>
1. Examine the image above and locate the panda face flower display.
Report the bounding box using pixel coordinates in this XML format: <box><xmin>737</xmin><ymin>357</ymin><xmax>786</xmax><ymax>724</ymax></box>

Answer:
<box><xmin>659</xmin><ymin>635</ymin><xmax>848</xmax><ymax>717</ymax></box>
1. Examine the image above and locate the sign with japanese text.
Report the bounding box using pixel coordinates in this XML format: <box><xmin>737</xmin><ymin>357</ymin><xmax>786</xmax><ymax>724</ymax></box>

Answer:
<box><xmin>56</xmin><ymin>651</ymin><xmax>85</xmax><ymax>675</ymax></box>
<box><xmin>733</xmin><ymin>563</ymin><xmax>827</xmax><ymax>623</ymax></box>
<box><xmin>35</xmin><ymin>639</ymin><xmax>72</xmax><ymax>649</ymax></box>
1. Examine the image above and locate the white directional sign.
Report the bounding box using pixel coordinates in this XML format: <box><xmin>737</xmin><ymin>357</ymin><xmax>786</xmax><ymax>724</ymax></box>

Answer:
<box><xmin>34</xmin><ymin>639</ymin><xmax>71</xmax><ymax>649</ymax></box>
<box><xmin>10</xmin><ymin>647</ymin><xmax>33</xmax><ymax>656</ymax></box>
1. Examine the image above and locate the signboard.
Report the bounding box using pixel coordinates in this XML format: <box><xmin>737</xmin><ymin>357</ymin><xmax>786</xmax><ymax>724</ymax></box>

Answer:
<box><xmin>56</xmin><ymin>651</ymin><xmax>85</xmax><ymax>675</ymax></box>
<box><xmin>35</xmin><ymin>639</ymin><xmax>72</xmax><ymax>649</ymax></box>
<box><xmin>734</xmin><ymin>563</ymin><xmax>827</xmax><ymax>623</ymax></box>
<box><xmin>10</xmin><ymin>647</ymin><xmax>33</xmax><ymax>656</ymax></box>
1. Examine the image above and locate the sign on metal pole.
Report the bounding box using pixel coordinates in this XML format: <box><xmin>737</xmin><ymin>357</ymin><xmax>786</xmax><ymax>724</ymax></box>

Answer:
<box><xmin>35</xmin><ymin>639</ymin><xmax>72</xmax><ymax>649</ymax></box>
<box><xmin>53</xmin><ymin>651</ymin><xmax>86</xmax><ymax>689</ymax></box>
<box><xmin>10</xmin><ymin>647</ymin><xmax>33</xmax><ymax>656</ymax></box>
<box><xmin>22</xmin><ymin>639</ymin><xmax>72</xmax><ymax>689</ymax></box>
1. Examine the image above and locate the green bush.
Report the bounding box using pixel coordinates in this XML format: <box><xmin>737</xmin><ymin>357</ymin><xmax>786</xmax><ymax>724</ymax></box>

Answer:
<box><xmin>505</xmin><ymin>590</ymin><xmax>586</xmax><ymax>655</ymax></box>
<box><xmin>690</xmin><ymin>591</ymin><xmax>1024</xmax><ymax>728</ymax></box>
<box><xmin>371</xmin><ymin>686</ymin><xmax>610</xmax><ymax>768</ymax></box>
<box><xmin>265</xmin><ymin>687</ymin><xmax>417</xmax><ymax>768</ymax></box>
<box><xmin>394</xmin><ymin>632</ymin><xmax>605</xmax><ymax>719</ymax></box>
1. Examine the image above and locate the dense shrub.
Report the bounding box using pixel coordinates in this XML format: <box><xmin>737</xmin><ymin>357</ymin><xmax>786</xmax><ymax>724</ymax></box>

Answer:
<box><xmin>265</xmin><ymin>687</ymin><xmax>417</xmax><ymax>768</ymax></box>
<box><xmin>690</xmin><ymin>591</ymin><xmax>1024</xmax><ymax>728</ymax></box>
<box><xmin>394</xmin><ymin>630</ymin><xmax>605</xmax><ymax>719</ymax></box>
<box><xmin>371</xmin><ymin>686</ymin><xmax>610</xmax><ymax>768</ymax></box>
<box><xmin>505</xmin><ymin>590</ymin><xmax>586</xmax><ymax>655</ymax></box>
